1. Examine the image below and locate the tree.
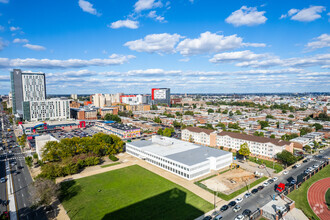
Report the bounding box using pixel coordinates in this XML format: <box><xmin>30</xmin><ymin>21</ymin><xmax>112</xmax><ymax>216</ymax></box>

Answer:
<box><xmin>188</xmin><ymin>135</ymin><xmax>193</xmax><ymax>142</ymax></box>
<box><xmin>175</xmin><ymin>111</ymin><xmax>182</xmax><ymax>116</ymax></box>
<box><xmin>299</xmin><ymin>127</ymin><xmax>312</xmax><ymax>136</ymax></box>
<box><xmin>216</xmin><ymin>122</ymin><xmax>226</xmax><ymax>129</ymax></box>
<box><xmin>184</xmin><ymin>111</ymin><xmax>194</xmax><ymax>116</ymax></box>
<box><xmin>229</xmin><ymin>111</ymin><xmax>233</xmax><ymax>116</ymax></box>
<box><xmin>222</xmin><ymin>110</ymin><xmax>228</xmax><ymax>114</ymax></box>
<box><xmin>157</xmin><ymin>128</ymin><xmax>163</xmax><ymax>135</ymax></box>
<box><xmin>216</xmin><ymin>108</ymin><xmax>221</xmax><ymax>113</ymax></box>
<box><xmin>258</xmin><ymin>121</ymin><xmax>269</xmax><ymax>129</ymax></box>
<box><xmin>303</xmin><ymin>116</ymin><xmax>311</xmax><ymax>122</ymax></box>
<box><xmin>270</xmin><ymin>134</ymin><xmax>276</xmax><ymax>139</ymax></box>
<box><xmin>281</xmin><ymin>133</ymin><xmax>298</xmax><ymax>141</ymax></box>
<box><xmin>276</xmin><ymin>150</ymin><xmax>297</xmax><ymax>166</ymax></box>
<box><xmin>282</xmin><ymin>110</ymin><xmax>287</xmax><ymax>113</ymax></box>
<box><xmin>254</xmin><ymin>131</ymin><xmax>264</xmax><ymax>137</ymax></box>
<box><xmin>313</xmin><ymin>123</ymin><xmax>323</xmax><ymax>131</ymax></box>
<box><xmin>25</xmin><ymin>156</ymin><xmax>33</xmax><ymax>167</ymax></box>
<box><xmin>30</xmin><ymin>178</ymin><xmax>59</xmax><ymax>207</ymax></box>
<box><xmin>288</xmin><ymin>114</ymin><xmax>294</xmax><ymax>118</ymax></box>
<box><xmin>173</xmin><ymin>120</ymin><xmax>181</xmax><ymax>128</ymax></box>
<box><xmin>104</xmin><ymin>114</ymin><xmax>121</xmax><ymax>123</ymax></box>
<box><xmin>153</xmin><ymin>117</ymin><xmax>162</xmax><ymax>124</ymax></box>
<box><xmin>304</xmin><ymin>145</ymin><xmax>311</xmax><ymax>153</ymax></box>
<box><xmin>228</xmin><ymin>123</ymin><xmax>240</xmax><ymax>130</ymax></box>
<box><xmin>235</xmin><ymin>110</ymin><xmax>242</xmax><ymax>115</ymax></box>
<box><xmin>151</xmin><ymin>105</ymin><xmax>158</xmax><ymax>110</ymax></box>
<box><xmin>266</xmin><ymin>114</ymin><xmax>275</xmax><ymax>119</ymax></box>
<box><xmin>18</xmin><ymin>134</ymin><xmax>27</xmax><ymax>147</ymax></box>
<box><xmin>163</xmin><ymin>128</ymin><xmax>173</xmax><ymax>137</ymax></box>
<box><xmin>207</xmin><ymin>109</ymin><xmax>214</xmax><ymax>114</ymax></box>
<box><xmin>238</xmin><ymin>143</ymin><xmax>250</xmax><ymax>159</ymax></box>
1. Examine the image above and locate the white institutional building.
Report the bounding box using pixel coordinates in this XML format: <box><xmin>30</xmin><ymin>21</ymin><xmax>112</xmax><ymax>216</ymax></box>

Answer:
<box><xmin>126</xmin><ymin>135</ymin><xmax>232</xmax><ymax>180</ymax></box>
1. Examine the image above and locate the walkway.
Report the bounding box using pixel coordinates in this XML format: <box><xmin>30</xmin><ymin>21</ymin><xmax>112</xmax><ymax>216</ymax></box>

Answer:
<box><xmin>307</xmin><ymin>177</ymin><xmax>330</xmax><ymax>220</ymax></box>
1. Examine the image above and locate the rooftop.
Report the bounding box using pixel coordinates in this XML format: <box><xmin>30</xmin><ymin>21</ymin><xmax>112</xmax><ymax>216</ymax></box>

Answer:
<box><xmin>128</xmin><ymin>136</ymin><xmax>231</xmax><ymax>166</ymax></box>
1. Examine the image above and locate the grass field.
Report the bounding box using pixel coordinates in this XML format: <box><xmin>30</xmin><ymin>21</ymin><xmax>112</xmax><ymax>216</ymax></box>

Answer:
<box><xmin>60</xmin><ymin>165</ymin><xmax>213</xmax><ymax>220</ymax></box>
<box><xmin>248</xmin><ymin>156</ymin><xmax>283</xmax><ymax>173</ymax></box>
<box><xmin>326</xmin><ymin>188</ymin><xmax>330</xmax><ymax>209</ymax></box>
<box><xmin>288</xmin><ymin>165</ymin><xmax>330</xmax><ymax>220</ymax></box>
<box><xmin>100</xmin><ymin>162</ymin><xmax>120</xmax><ymax>168</ymax></box>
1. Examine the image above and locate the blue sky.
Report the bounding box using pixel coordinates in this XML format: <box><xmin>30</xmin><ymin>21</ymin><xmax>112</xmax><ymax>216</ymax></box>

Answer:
<box><xmin>0</xmin><ymin>0</ymin><xmax>329</xmax><ymax>94</ymax></box>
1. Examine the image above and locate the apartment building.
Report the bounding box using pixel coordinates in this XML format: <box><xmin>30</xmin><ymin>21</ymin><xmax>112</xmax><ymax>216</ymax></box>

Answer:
<box><xmin>120</xmin><ymin>95</ymin><xmax>143</xmax><ymax>105</ymax></box>
<box><xmin>22</xmin><ymin>98</ymin><xmax>70</xmax><ymax>122</ymax></box>
<box><xmin>126</xmin><ymin>136</ymin><xmax>232</xmax><ymax>180</ymax></box>
<box><xmin>99</xmin><ymin>107</ymin><xmax>119</xmax><ymax>117</ymax></box>
<box><xmin>182</xmin><ymin>127</ymin><xmax>293</xmax><ymax>159</ymax></box>
<box><xmin>70</xmin><ymin>107</ymin><xmax>98</xmax><ymax>120</ymax></box>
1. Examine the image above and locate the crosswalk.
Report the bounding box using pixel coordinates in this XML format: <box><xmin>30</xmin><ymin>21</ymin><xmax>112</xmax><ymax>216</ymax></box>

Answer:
<box><xmin>0</xmin><ymin>153</ymin><xmax>25</xmax><ymax>161</ymax></box>
<box><xmin>309</xmin><ymin>158</ymin><xmax>325</xmax><ymax>163</ymax></box>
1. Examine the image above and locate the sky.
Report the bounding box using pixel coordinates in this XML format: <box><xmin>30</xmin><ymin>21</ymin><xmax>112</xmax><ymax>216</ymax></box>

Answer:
<box><xmin>0</xmin><ymin>0</ymin><xmax>329</xmax><ymax>94</ymax></box>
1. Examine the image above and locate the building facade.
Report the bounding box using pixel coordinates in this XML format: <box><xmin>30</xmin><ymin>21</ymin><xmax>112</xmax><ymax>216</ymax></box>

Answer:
<box><xmin>22</xmin><ymin>98</ymin><xmax>70</xmax><ymax>121</ymax></box>
<box><xmin>10</xmin><ymin>69</ymin><xmax>46</xmax><ymax>115</ymax></box>
<box><xmin>182</xmin><ymin>127</ymin><xmax>293</xmax><ymax>159</ymax></box>
<box><xmin>94</xmin><ymin>121</ymin><xmax>141</xmax><ymax>139</ymax></box>
<box><xmin>120</xmin><ymin>95</ymin><xmax>143</xmax><ymax>105</ymax></box>
<box><xmin>151</xmin><ymin>88</ymin><xmax>170</xmax><ymax>106</ymax></box>
<box><xmin>126</xmin><ymin>136</ymin><xmax>232</xmax><ymax>180</ymax></box>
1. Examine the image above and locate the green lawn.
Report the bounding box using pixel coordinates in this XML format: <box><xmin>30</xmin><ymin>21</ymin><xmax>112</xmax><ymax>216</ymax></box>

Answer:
<box><xmin>100</xmin><ymin>162</ymin><xmax>120</xmax><ymax>168</ymax></box>
<box><xmin>326</xmin><ymin>188</ymin><xmax>330</xmax><ymax>209</ymax></box>
<box><xmin>60</xmin><ymin>165</ymin><xmax>213</xmax><ymax>220</ymax></box>
<box><xmin>288</xmin><ymin>165</ymin><xmax>330</xmax><ymax>220</ymax></box>
<box><xmin>195</xmin><ymin>176</ymin><xmax>268</xmax><ymax>201</ymax></box>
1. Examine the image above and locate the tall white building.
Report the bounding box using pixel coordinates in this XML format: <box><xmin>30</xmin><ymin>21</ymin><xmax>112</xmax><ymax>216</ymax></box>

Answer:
<box><xmin>10</xmin><ymin>69</ymin><xmax>46</xmax><ymax>115</ymax></box>
<box><xmin>23</xmin><ymin>98</ymin><xmax>70</xmax><ymax>122</ymax></box>
<box><xmin>120</xmin><ymin>95</ymin><xmax>143</xmax><ymax>105</ymax></box>
<box><xmin>92</xmin><ymin>93</ymin><xmax>124</xmax><ymax>108</ymax></box>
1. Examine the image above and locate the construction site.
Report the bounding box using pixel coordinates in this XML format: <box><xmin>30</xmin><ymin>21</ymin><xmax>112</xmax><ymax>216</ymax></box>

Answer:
<box><xmin>201</xmin><ymin>166</ymin><xmax>260</xmax><ymax>195</ymax></box>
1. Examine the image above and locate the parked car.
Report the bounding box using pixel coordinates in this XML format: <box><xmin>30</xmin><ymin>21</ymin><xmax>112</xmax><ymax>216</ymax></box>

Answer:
<box><xmin>235</xmin><ymin>197</ymin><xmax>243</xmax><ymax>203</ymax></box>
<box><xmin>263</xmin><ymin>182</ymin><xmax>269</xmax><ymax>187</ymax></box>
<box><xmin>251</xmin><ymin>188</ymin><xmax>258</xmax><ymax>194</ymax></box>
<box><xmin>290</xmin><ymin>179</ymin><xmax>296</xmax><ymax>185</ymax></box>
<box><xmin>272</xmin><ymin>177</ymin><xmax>278</xmax><ymax>182</ymax></box>
<box><xmin>220</xmin><ymin>205</ymin><xmax>228</xmax><ymax>212</ymax></box>
<box><xmin>303</xmin><ymin>159</ymin><xmax>308</xmax><ymax>163</ymax></box>
<box><xmin>257</xmin><ymin>185</ymin><xmax>264</xmax><ymax>191</ymax></box>
<box><xmin>202</xmin><ymin>216</ymin><xmax>212</xmax><ymax>220</ymax></box>
<box><xmin>233</xmin><ymin>205</ymin><xmax>241</xmax><ymax>213</ymax></box>
<box><xmin>213</xmin><ymin>214</ymin><xmax>223</xmax><ymax>220</ymax></box>
<box><xmin>283</xmin><ymin>170</ymin><xmax>289</xmax><ymax>175</ymax></box>
<box><xmin>296</xmin><ymin>164</ymin><xmax>301</xmax><ymax>168</ymax></box>
<box><xmin>0</xmin><ymin>177</ymin><xmax>5</xmax><ymax>183</ymax></box>
<box><xmin>268</xmin><ymin>179</ymin><xmax>274</xmax><ymax>184</ymax></box>
<box><xmin>242</xmin><ymin>209</ymin><xmax>252</xmax><ymax>216</ymax></box>
<box><xmin>228</xmin><ymin>201</ymin><xmax>236</xmax><ymax>207</ymax></box>
<box><xmin>313</xmin><ymin>164</ymin><xmax>319</xmax><ymax>169</ymax></box>
<box><xmin>234</xmin><ymin>215</ymin><xmax>244</xmax><ymax>220</ymax></box>
<box><xmin>244</xmin><ymin>192</ymin><xmax>252</xmax><ymax>198</ymax></box>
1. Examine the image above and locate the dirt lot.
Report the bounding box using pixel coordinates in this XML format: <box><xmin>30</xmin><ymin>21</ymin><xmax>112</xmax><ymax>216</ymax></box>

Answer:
<box><xmin>201</xmin><ymin>168</ymin><xmax>257</xmax><ymax>195</ymax></box>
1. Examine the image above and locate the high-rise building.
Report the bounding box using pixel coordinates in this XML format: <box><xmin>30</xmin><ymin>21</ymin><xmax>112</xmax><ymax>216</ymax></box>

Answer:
<box><xmin>23</xmin><ymin>98</ymin><xmax>70</xmax><ymax>121</ymax></box>
<box><xmin>151</xmin><ymin>88</ymin><xmax>170</xmax><ymax>106</ymax></box>
<box><xmin>71</xmin><ymin>94</ymin><xmax>78</xmax><ymax>100</ymax></box>
<box><xmin>10</xmin><ymin>69</ymin><xmax>46</xmax><ymax>115</ymax></box>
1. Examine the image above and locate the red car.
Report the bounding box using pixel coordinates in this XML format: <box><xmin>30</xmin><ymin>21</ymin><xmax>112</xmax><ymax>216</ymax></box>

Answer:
<box><xmin>276</xmin><ymin>183</ymin><xmax>286</xmax><ymax>193</ymax></box>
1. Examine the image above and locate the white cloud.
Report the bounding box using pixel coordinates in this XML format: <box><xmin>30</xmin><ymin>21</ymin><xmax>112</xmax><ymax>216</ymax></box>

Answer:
<box><xmin>13</xmin><ymin>38</ymin><xmax>29</xmax><ymax>43</ymax></box>
<box><xmin>78</xmin><ymin>0</ymin><xmax>101</xmax><ymax>16</ymax></box>
<box><xmin>147</xmin><ymin>11</ymin><xmax>165</xmax><ymax>22</ymax></box>
<box><xmin>281</xmin><ymin>6</ymin><xmax>326</xmax><ymax>22</ymax></box>
<box><xmin>0</xmin><ymin>38</ymin><xmax>6</xmax><ymax>51</ymax></box>
<box><xmin>0</xmin><ymin>25</ymin><xmax>4</xmax><ymax>31</ymax></box>
<box><xmin>236</xmin><ymin>53</ymin><xmax>330</xmax><ymax>68</ymax></box>
<box><xmin>305</xmin><ymin>34</ymin><xmax>330</xmax><ymax>50</ymax></box>
<box><xmin>225</xmin><ymin>6</ymin><xmax>267</xmax><ymax>27</ymax></box>
<box><xmin>242</xmin><ymin>42</ymin><xmax>266</xmax><ymax>47</ymax></box>
<box><xmin>23</xmin><ymin>44</ymin><xmax>46</xmax><ymax>51</ymax></box>
<box><xmin>0</xmin><ymin>55</ymin><xmax>135</xmax><ymax>69</ymax></box>
<box><xmin>209</xmin><ymin>50</ymin><xmax>268</xmax><ymax>63</ymax></box>
<box><xmin>109</xmin><ymin>19</ymin><xmax>139</xmax><ymax>29</ymax></box>
<box><xmin>0</xmin><ymin>0</ymin><xmax>9</xmax><ymax>3</ymax></box>
<box><xmin>176</xmin><ymin>31</ymin><xmax>242</xmax><ymax>56</ymax></box>
<box><xmin>134</xmin><ymin>0</ymin><xmax>163</xmax><ymax>12</ymax></box>
<box><xmin>179</xmin><ymin>58</ymin><xmax>190</xmax><ymax>62</ymax></box>
<box><xmin>9</xmin><ymin>26</ymin><xmax>20</xmax><ymax>31</ymax></box>
<box><xmin>124</xmin><ymin>33</ymin><xmax>182</xmax><ymax>53</ymax></box>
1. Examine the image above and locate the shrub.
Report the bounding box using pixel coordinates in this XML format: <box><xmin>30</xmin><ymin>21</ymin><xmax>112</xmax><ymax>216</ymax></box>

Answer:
<box><xmin>220</xmin><ymin>146</ymin><xmax>224</xmax><ymax>150</ymax></box>
<box><xmin>109</xmin><ymin>155</ymin><xmax>119</xmax><ymax>162</ymax></box>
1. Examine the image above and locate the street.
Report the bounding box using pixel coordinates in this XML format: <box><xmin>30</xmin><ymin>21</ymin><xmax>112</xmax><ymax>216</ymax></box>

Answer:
<box><xmin>213</xmin><ymin>148</ymin><xmax>330</xmax><ymax>220</ymax></box>
<box><xmin>0</xmin><ymin>111</ymin><xmax>47</xmax><ymax>220</ymax></box>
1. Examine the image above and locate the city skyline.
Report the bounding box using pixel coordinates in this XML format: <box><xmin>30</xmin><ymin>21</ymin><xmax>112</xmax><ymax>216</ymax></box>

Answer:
<box><xmin>0</xmin><ymin>0</ymin><xmax>329</xmax><ymax>94</ymax></box>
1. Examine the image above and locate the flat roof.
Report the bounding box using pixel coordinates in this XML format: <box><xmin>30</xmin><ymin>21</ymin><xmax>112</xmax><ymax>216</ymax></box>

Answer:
<box><xmin>128</xmin><ymin>136</ymin><xmax>231</xmax><ymax>166</ymax></box>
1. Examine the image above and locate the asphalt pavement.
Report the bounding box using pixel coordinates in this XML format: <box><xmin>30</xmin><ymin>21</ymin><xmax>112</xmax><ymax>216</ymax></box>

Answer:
<box><xmin>209</xmin><ymin>148</ymin><xmax>330</xmax><ymax>220</ymax></box>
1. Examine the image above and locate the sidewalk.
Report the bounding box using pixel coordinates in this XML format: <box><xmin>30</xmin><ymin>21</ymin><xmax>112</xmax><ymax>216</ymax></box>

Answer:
<box><xmin>6</xmin><ymin>161</ymin><xmax>17</xmax><ymax>220</ymax></box>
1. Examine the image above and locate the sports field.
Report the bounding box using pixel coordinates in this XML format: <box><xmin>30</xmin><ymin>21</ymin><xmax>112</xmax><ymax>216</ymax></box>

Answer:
<box><xmin>60</xmin><ymin>165</ymin><xmax>213</xmax><ymax>220</ymax></box>
<box><xmin>288</xmin><ymin>164</ymin><xmax>330</xmax><ymax>220</ymax></box>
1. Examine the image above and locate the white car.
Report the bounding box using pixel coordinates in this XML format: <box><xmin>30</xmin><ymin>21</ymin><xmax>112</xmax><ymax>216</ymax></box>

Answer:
<box><xmin>235</xmin><ymin>197</ymin><xmax>243</xmax><ymax>203</ymax></box>
<box><xmin>283</xmin><ymin>170</ymin><xmax>289</xmax><ymax>175</ymax></box>
<box><xmin>272</xmin><ymin>177</ymin><xmax>278</xmax><ymax>182</ymax></box>
<box><xmin>313</xmin><ymin>164</ymin><xmax>319</xmax><ymax>169</ymax></box>
<box><xmin>296</xmin><ymin>164</ymin><xmax>301</xmax><ymax>168</ymax></box>
<box><xmin>235</xmin><ymin>215</ymin><xmax>244</xmax><ymax>220</ymax></box>
<box><xmin>263</xmin><ymin>182</ymin><xmax>269</xmax><ymax>187</ymax></box>
<box><xmin>0</xmin><ymin>177</ymin><xmax>5</xmax><ymax>183</ymax></box>
<box><xmin>233</xmin><ymin>205</ymin><xmax>241</xmax><ymax>213</ymax></box>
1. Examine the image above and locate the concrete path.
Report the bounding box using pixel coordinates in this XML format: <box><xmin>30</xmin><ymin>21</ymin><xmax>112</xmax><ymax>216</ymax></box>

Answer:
<box><xmin>6</xmin><ymin>160</ymin><xmax>17</xmax><ymax>220</ymax></box>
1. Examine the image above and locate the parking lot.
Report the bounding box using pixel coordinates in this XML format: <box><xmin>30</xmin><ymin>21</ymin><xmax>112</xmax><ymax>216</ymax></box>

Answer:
<box><xmin>51</xmin><ymin>127</ymin><xmax>98</xmax><ymax>140</ymax></box>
